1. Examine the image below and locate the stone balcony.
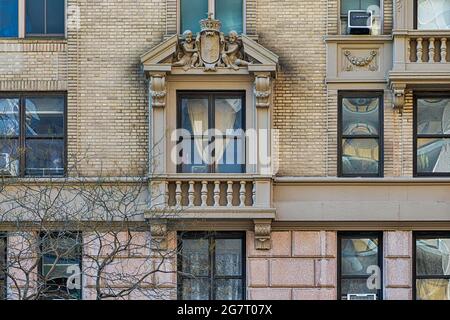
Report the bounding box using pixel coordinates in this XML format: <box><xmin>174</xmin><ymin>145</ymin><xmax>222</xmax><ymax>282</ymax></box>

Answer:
<box><xmin>147</xmin><ymin>174</ymin><xmax>275</xmax><ymax>220</ymax></box>
<box><xmin>390</xmin><ymin>30</ymin><xmax>450</xmax><ymax>108</ymax></box>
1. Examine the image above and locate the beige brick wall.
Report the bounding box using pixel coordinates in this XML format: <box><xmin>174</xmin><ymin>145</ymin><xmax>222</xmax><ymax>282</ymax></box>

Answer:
<box><xmin>66</xmin><ymin>0</ymin><xmax>166</xmax><ymax>176</ymax></box>
<box><xmin>247</xmin><ymin>231</ymin><xmax>337</xmax><ymax>300</ymax></box>
<box><xmin>258</xmin><ymin>0</ymin><xmax>328</xmax><ymax>176</ymax></box>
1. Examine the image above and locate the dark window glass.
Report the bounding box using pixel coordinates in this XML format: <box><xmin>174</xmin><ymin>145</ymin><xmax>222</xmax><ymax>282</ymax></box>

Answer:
<box><xmin>40</xmin><ymin>232</ymin><xmax>82</xmax><ymax>300</ymax></box>
<box><xmin>339</xmin><ymin>233</ymin><xmax>382</xmax><ymax>300</ymax></box>
<box><xmin>416</xmin><ymin>97</ymin><xmax>450</xmax><ymax>175</ymax></box>
<box><xmin>340</xmin><ymin>0</ymin><xmax>381</xmax><ymax>34</ymax></box>
<box><xmin>215</xmin><ymin>0</ymin><xmax>243</xmax><ymax>34</ymax></box>
<box><xmin>339</xmin><ymin>93</ymin><xmax>383</xmax><ymax>177</ymax></box>
<box><xmin>26</xmin><ymin>0</ymin><xmax>65</xmax><ymax>36</ymax></box>
<box><xmin>417</xmin><ymin>0</ymin><xmax>450</xmax><ymax>30</ymax></box>
<box><xmin>177</xmin><ymin>92</ymin><xmax>245</xmax><ymax>174</ymax></box>
<box><xmin>0</xmin><ymin>234</ymin><xmax>6</xmax><ymax>300</ymax></box>
<box><xmin>0</xmin><ymin>94</ymin><xmax>66</xmax><ymax>177</ymax></box>
<box><xmin>415</xmin><ymin>234</ymin><xmax>450</xmax><ymax>300</ymax></box>
<box><xmin>180</xmin><ymin>0</ymin><xmax>208</xmax><ymax>34</ymax></box>
<box><xmin>178</xmin><ymin>232</ymin><xmax>245</xmax><ymax>300</ymax></box>
<box><xmin>0</xmin><ymin>0</ymin><xmax>18</xmax><ymax>37</ymax></box>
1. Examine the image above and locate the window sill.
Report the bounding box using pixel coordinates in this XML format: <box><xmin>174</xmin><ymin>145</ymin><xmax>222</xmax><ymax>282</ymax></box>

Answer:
<box><xmin>324</xmin><ymin>34</ymin><xmax>392</xmax><ymax>43</ymax></box>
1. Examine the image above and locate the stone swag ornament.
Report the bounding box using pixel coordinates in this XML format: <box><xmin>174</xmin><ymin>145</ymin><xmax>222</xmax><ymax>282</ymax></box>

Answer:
<box><xmin>173</xmin><ymin>13</ymin><xmax>250</xmax><ymax>71</ymax></box>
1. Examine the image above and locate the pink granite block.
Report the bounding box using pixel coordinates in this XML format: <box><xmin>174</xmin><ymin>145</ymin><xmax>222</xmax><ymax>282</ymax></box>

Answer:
<box><xmin>385</xmin><ymin>231</ymin><xmax>412</xmax><ymax>258</ymax></box>
<box><xmin>248</xmin><ymin>258</ymin><xmax>269</xmax><ymax>287</ymax></box>
<box><xmin>385</xmin><ymin>258</ymin><xmax>412</xmax><ymax>287</ymax></box>
<box><xmin>270</xmin><ymin>258</ymin><xmax>315</xmax><ymax>287</ymax></box>
<box><xmin>293</xmin><ymin>231</ymin><xmax>321</xmax><ymax>257</ymax></box>
<box><xmin>314</xmin><ymin>258</ymin><xmax>337</xmax><ymax>287</ymax></box>
<box><xmin>292</xmin><ymin>288</ymin><xmax>336</xmax><ymax>300</ymax></box>
<box><xmin>247</xmin><ymin>231</ymin><xmax>292</xmax><ymax>257</ymax></box>
<box><xmin>248</xmin><ymin>288</ymin><xmax>292</xmax><ymax>300</ymax></box>
<box><xmin>385</xmin><ymin>288</ymin><xmax>412</xmax><ymax>300</ymax></box>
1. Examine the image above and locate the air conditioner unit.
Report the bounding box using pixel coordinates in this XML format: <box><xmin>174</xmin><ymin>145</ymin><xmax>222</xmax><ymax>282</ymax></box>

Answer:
<box><xmin>348</xmin><ymin>10</ymin><xmax>372</xmax><ymax>35</ymax></box>
<box><xmin>347</xmin><ymin>293</ymin><xmax>377</xmax><ymax>300</ymax></box>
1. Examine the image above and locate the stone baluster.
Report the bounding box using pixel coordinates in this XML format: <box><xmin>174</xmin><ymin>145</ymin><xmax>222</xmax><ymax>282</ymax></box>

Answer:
<box><xmin>175</xmin><ymin>181</ymin><xmax>182</xmax><ymax>207</ymax></box>
<box><xmin>239</xmin><ymin>181</ymin><xmax>246</xmax><ymax>207</ymax></box>
<box><xmin>200</xmin><ymin>181</ymin><xmax>208</xmax><ymax>207</ymax></box>
<box><xmin>429</xmin><ymin>38</ymin><xmax>435</xmax><ymax>63</ymax></box>
<box><xmin>417</xmin><ymin>37</ymin><xmax>423</xmax><ymax>62</ymax></box>
<box><xmin>188</xmin><ymin>181</ymin><xmax>195</xmax><ymax>206</ymax></box>
<box><xmin>213</xmin><ymin>181</ymin><xmax>220</xmax><ymax>207</ymax></box>
<box><xmin>406</xmin><ymin>38</ymin><xmax>411</xmax><ymax>63</ymax></box>
<box><xmin>252</xmin><ymin>183</ymin><xmax>256</xmax><ymax>207</ymax></box>
<box><xmin>441</xmin><ymin>38</ymin><xmax>447</xmax><ymax>63</ymax></box>
<box><xmin>226</xmin><ymin>181</ymin><xmax>233</xmax><ymax>207</ymax></box>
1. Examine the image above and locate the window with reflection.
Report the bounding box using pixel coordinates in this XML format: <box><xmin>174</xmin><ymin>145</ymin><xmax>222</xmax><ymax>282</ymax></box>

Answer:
<box><xmin>178</xmin><ymin>232</ymin><xmax>245</xmax><ymax>300</ymax></box>
<box><xmin>177</xmin><ymin>92</ymin><xmax>245</xmax><ymax>174</ymax></box>
<box><xmin>339</xmin><ymin>232</ymin><xmax>382</xmax><ymax>300</ymax></box>
<box><xmin>339</xmin><ymin>92</ymin><xmax>383</xmax><ymax>177</ymax></box>
<box><xmin>415</xmin><ymin>96</ymin><xmax>450</xmax><ymax>176</ymax></box>
<box><xmin>40</xmin><ymin>232</ymin><xmax>82</xmax><ymax>300</ymax></box>
<box><xmin>26</xmin><ymin>0</ymin><xmax>65</xmax><ymax>36</ymax></box>
<box><xmin>417</xmin><ymin>0</ymin><xmax>450</xmax><ymax>30</ymax></box>
<box><xmin>340</xmin><ymin>0</ymin><xmax>381</xmax><ymax>35</ymax></box>
<box><xmin>415</xmin><ymin>233</ymin><xmax>450</xmax><ymax>300</ymax></box>
<box><xmin>180</xmin><ymin>0</ymin><xmax>243</xmax><ymax>34</ymax></box>
<box><xmin>0</xmin><ymin>234</ymin><xmax>6</xmax><ymax>300</ymax></box>
<box><xmin>0</xmin><ymin>93</ymin><xmax>65</xmax><ymax>177</ymax></box>
<box><xmin>0</xmin><ymin>0</ymin><xmax>18</xmax><ymax>37</ymax></box>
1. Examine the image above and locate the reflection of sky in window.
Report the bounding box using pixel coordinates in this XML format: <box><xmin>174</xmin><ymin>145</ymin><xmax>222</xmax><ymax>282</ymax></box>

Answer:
<box><xmin>418</xmin><ymin>0</ymin><xmax>450</xmax><ymax>29</ymax></box>
<box><xmin>0</xmin><ymin>98</ymin><xmax>19</xmax><ymax>136</ymax></box>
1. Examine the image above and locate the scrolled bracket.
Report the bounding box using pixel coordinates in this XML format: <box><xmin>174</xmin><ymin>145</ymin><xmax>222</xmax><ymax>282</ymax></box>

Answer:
<box><xmin>150</xmin><ymin>73</ymin><xmax>167</xmax><ymax>108</ymax></box>
<box><xmin>254</xmin><ymin>219</ymin><xmax>272</xmax><ymax>250</ymax></box>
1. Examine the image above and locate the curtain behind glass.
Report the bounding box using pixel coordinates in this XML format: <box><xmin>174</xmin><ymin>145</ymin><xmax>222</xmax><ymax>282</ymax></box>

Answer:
<box><xmin>180</xmin><ymin>0</ymin><xmax>208</xmax><ymax>33</ymax></box>
<box><xmin>418</xmin><ymin>0</ymin><xmax>450</xmax><ymax>29</ymax></box>
<box><xmin>214</xmin><ymin>98</ymin><xmax>239</xmax><ymax>167</ymax></box>
<box><xmin>215</xmin><ymin>0</ymin><xmax>243</xmax><ymax>34</ymax></box>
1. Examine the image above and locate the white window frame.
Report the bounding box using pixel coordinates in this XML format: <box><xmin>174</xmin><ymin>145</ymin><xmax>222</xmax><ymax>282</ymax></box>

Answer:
<box><xmin>177</xmin><ymin>0</ymin><xmax>246</xmax><ymax>34</ymax></box>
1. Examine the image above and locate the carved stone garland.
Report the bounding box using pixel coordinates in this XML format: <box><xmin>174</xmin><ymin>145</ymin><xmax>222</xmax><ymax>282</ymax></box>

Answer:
<box><xmin>344</xmin><ymin>50</ymin><xmax>378</xmax><ymax>71</ymax></box>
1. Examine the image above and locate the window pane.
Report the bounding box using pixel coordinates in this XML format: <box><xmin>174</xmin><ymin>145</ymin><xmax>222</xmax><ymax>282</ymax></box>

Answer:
<box><xmin>181</xmin><ymin>278</ymin><xmax>210</xmax><ymax>300</ymax></box>
<box><xmin>417</xmin><ymin>98</ymin><xmax>450</xmax><ymax>135</ymax></box>
<box><xmin>0</xmin><ymin>0</ymin><xmax>18</xmax><ymax>37</ymax></box>
<box><xmin>341</xmin><ymin>238</ymin><xmax>379</xmax><ymax>276</ymax></box>
<box><xmin>418</xmin><ymin>0</ymin><xmax>450</xmax><ymax>30</ymax></box>
<box><xmin>342</xmin><ymin>97</ymin><xmax>379</xmax><ymax>136</ymax></box>
<box><xmin>215</xmin><ymin>239</ymin><xmax>242</xmax><ymax>276</ymax></box>
<box><xmin>341</xmin><ymin>278</ymin><xmax>378</xmax><ymax>299</ymax></box>
<box><xmin>214</xmin><ymin>97</ymin><xmax>244</xmax><ymax>173</ymax></box>
<box><xmin>417</xmin><ymin>279</ymin><xmax>450</xmax><ymax>300</ymax></box>
<box><xmin>417</xmin><ymin>138</ymin><xmax>450</xmax><ymax>173</ymax></box>
<box><xmin>26</xmin><ymin>0</ymin><xmax>45</xmax><ymax>35</ymax></box>
<box><xmin>25</xmin><ymin>139</ymin><xmax>64</xmax><ymax>176</ymax></box>
<box><xmin>214</xmin><ymin>279</ymin><xmax>242</xmax><ymax>300</ymax></box>
<box><xmin>46</xmin><ymin>0</ymin><xmax>65</xmax><ymax>34</ymax></box>
<box><xmin>180</xmin><ymin>0</ymin><xmax>208</xmax><ymax>34</ymax></box>
<box><xmin>215</xmin><ymin>0</ymin><xmax>243</xmax><ymax>34</ymax></box>
<box><xmin>342</xmin><ymin>138</ymin><xmax>379</xmax><ymax>175</ymax></box>
<box><xmin>181</xmin><ymin>238</ymin><xmax>209</xmax><ymax>277</ymax></box>
<box><xmin>0</xmin><ymin>98</ymin><xmax>19</xmax><ymax>136</ymax></box>
<box><xmin>25</xmin><ymin>96</ymin><xmax>64</xmax><ymax>136</ymax></box>
<box><xmin>41</xmin><ymin>232</ymin><xmax>81</xmax><ymax>300</ymax></box>
<box><xmin>341</xmin><ymin>0</ymin><xmax>380</xmax><ymax>15</ymax></box>
<box><xmin>0</xmin><ymin>138</ymin><xmax>19</xmax><ymax>176</ymax></box>
<box><xmin>417</xmin><ymin>238</ymin><xmax>450</xmax><ymax>276</ymax></box>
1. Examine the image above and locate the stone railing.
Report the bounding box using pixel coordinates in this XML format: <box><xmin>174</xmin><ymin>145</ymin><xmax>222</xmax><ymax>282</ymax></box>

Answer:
<box><xmin>148</xmin><ymin>174</ymin><xmax>275</xmax><ymax>219</ymax></box>
<box><xmin>406</xmin><ymin>31</ymin><xmax>450</xmax><ymax>63</ymax></box>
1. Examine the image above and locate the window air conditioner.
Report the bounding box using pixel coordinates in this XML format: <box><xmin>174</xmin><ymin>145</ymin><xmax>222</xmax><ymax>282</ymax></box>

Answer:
<box><xmin>347</xmin><ymin>293</ymin><xmax>377</xmax><ymax>300</ymax></box>
<box><xmin>348</xmin><ymin>10</ymin><xmax>372</xmax><ymax>35</ymax></box>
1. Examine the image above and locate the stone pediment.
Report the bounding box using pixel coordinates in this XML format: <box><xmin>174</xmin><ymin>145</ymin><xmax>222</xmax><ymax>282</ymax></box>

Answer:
<box><xmin>140</xmin><ymin>16</ymin><xmax>278</xmax><ymax>76</ymax></box>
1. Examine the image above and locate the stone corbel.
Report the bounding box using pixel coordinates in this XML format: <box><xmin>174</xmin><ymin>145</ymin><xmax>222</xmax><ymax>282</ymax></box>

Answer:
<box><xmin>150</xmin><ymin>219</ymin><xmax>168</xmax><ymax>250</ymax></box>
<box><xmin>254</xmin><ymin>73</ymin><xmax>272</xmax><ymax>108</ymax></box>
<box><xmin>253</xmin><ymin>219</ymin><xmax>272</xmax><ymax>250</ymax></box>
<box><xmin>150</xmin><ymin>73</ymin><xmax>167</xmax><ymax>108</ymax></box>
<box><xmin>392</xmin><ymin>84</ymin><xmax>406</xmax><ymax>113</ymax></box>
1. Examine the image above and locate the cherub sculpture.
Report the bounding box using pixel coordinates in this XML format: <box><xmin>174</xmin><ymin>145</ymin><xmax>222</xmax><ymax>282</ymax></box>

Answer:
<box><xmin>221</xmin><ymin>31</ymin><xmax>250</xmax><ymax>70</ymax></box>
<box><xmin>173</xmin><ymin>30</ymin><xmax>199</xmax><ymax>71</ymax></box>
